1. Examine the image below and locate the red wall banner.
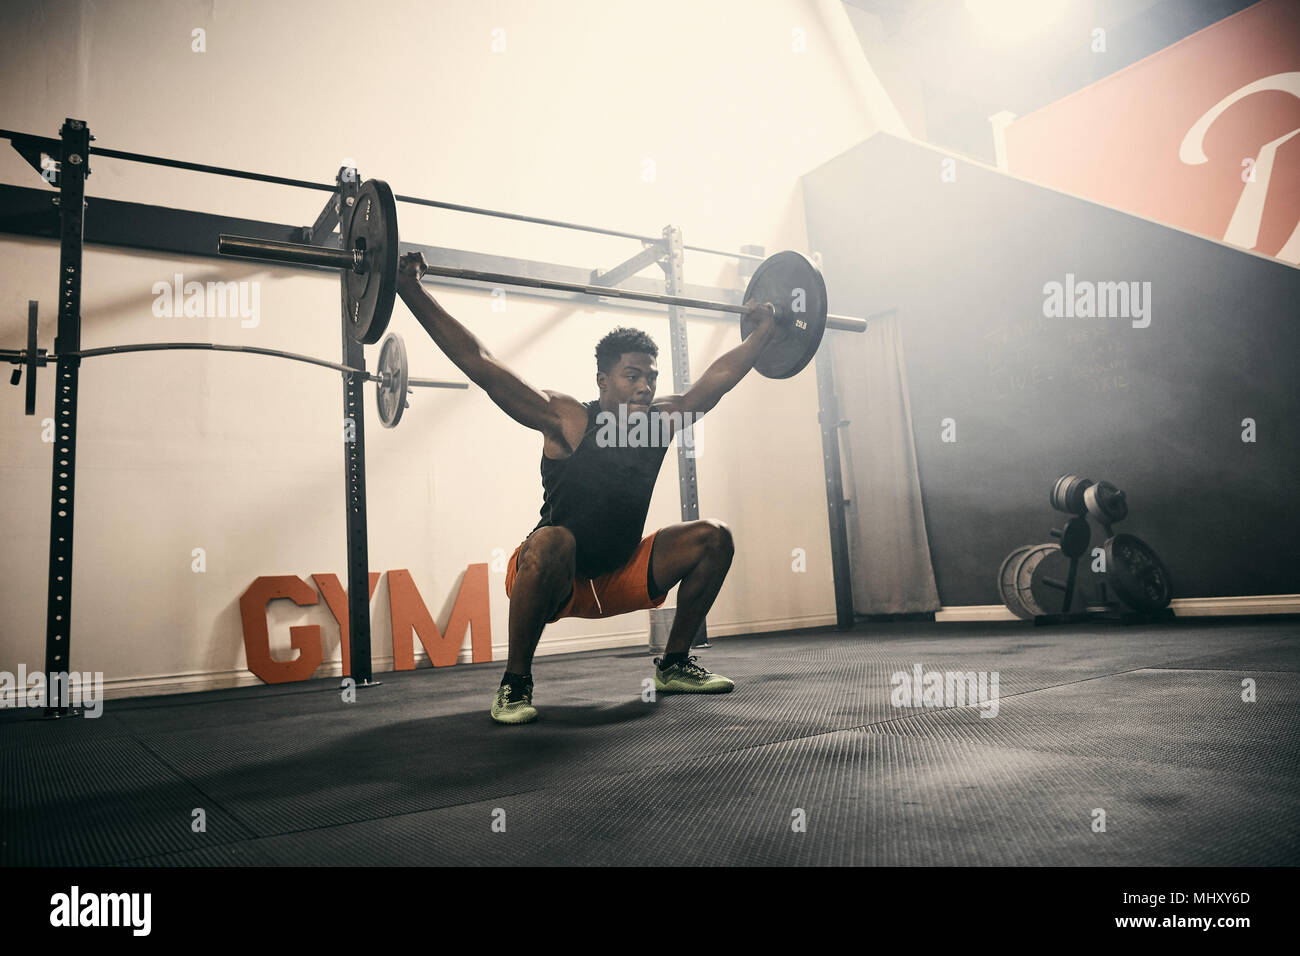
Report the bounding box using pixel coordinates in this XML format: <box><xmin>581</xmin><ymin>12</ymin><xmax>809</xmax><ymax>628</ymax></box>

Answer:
<box><xmin>1004</xmin><ymin>0</ymin><xmax>1300</xmax><ymax>264</ymax></box>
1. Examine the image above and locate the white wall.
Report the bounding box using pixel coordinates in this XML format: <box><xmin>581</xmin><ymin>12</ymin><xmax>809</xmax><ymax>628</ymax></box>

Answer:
<box><xmin>0</xmin><ymin>0</ymin><xmax>888</xmax><ymax>695</ymax></box>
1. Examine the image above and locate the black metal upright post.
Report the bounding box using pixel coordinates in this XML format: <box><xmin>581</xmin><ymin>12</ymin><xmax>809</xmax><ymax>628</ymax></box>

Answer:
<box><xmin>337</xmin><ymin>173</ymin><xmax>377</xmax><ymax>685</ymax></box>
<box><xmin>660</xmin><ymin>225</ymin><xmax>707</xmax><ymax>647</ymax></box>
<box><xmin>44</xmin><ymin>118</ymin><xmax>90</xmax><ymax>715</ymax></box>
<box><xmin>814</xmin><ymin>339</ymin><xmax>855</xmax><ymax>628</ymax></box>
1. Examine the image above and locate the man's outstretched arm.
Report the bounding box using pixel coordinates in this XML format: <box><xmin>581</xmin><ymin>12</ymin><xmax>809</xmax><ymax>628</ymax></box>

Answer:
<box><xmin>656</xmin><ymin>304</ymin><xmax>780</xmax><ymax>420</ymax></box>
<box><xmin>395</xmin><ymin>253</ymin><xmax>585</xmax><ymax>449</ymax></box>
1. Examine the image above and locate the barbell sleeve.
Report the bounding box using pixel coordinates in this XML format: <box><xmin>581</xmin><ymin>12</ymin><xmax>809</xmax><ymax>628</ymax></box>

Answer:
<box><xmin>218</xmin><ymin>235</ymin><xmax>364</xmax><ymax>272</ymax></box>
<box><xmin>408</xmin><ymin>377</ymin><xmax>467</xmax><ymax>389</ymax></box>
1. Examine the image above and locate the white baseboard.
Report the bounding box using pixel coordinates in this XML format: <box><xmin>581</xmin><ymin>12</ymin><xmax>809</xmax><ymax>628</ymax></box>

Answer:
<box><xmin>78</xmin><ymin>596</ymin><xmax>1296</xmax><ymax>702</ymax></box>
<box><xmin>936</xmin><ymin>595</ymin><xmax>1300</xmax><ymax>622</ymax></box>
<box><xmin>96</xmin><ymin>653</ymin><xmax>425</xmax><ymax>701</ymax></box>
<box><xmin>1168</xmin><ymin>594</ymin><xmax>1300</xmax><ymax>616</ymax></box>
<box><xmin>83</xmin><ymin>613</ymin><xmax>838</xmax><ymax>701</ymax></box>
<box><xmin>934</xmin><ymin>605</ymin><xmax>1020</xmax><ymax>622</ymax></box>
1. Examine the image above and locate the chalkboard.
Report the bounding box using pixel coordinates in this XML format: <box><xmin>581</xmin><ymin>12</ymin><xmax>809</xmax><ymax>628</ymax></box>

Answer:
<box><xmin>804</xmin><ymin>134</ymin><xmax>1300</xmax><ymax>605</ymax></box>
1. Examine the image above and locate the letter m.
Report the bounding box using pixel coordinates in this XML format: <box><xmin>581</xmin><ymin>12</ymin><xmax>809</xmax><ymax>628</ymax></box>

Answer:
<box><xmin>1096</xmin><ymin>281</ymin><xmax>1128</xmax><ymax>317</ymax></box>
<box><xmin>946</xmin><ymin>671</ymin><xmax>979</xmax><ymax>707</ymax></box>
<box><xmin>389</xmin><ymin>564</ymin><xmax>492</xmax><ymax>668</ymax></box>
<box><xmin>206</xmin><ymin>281</ymin><xmax>239</xmax><ymax>317</ymax></box>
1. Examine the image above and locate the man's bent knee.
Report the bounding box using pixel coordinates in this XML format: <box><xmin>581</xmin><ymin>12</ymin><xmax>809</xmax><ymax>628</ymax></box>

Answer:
<box><xmin>702</xmin><ymin>519</ymin><xmax>734</xmax><ymax>559</ymax></box>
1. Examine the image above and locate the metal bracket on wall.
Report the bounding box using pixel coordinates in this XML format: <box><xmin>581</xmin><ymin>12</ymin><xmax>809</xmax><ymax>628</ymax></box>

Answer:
<box><xmin>4</xmin><ymin>129</ymin><xmax>63</xmax><ymax>184</ymax></box>
<box><xmin>590</xmin><ymin>242</ymin><xmax>666</xmax><ymax>287</ymax></box>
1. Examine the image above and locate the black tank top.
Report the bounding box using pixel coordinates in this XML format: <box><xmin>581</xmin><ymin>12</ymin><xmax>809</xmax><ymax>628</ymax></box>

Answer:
<box><xmin>531</xmin><ymin>400</ymin><xmax>671</xmax><ymax>578</ymax></box>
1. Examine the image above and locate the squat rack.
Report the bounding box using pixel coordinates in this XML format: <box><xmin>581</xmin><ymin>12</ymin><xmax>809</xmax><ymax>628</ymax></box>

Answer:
<box><xmin>0</xmin><ymin>119</ymin><xmax>858</xmax><ymax>712</ymax></box>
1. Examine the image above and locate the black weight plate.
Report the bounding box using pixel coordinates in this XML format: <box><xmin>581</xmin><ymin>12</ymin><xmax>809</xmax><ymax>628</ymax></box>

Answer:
<box><xmin>739</xmin><ymin>251</ymin><xmax>828</xmax><ymax>379</ymax></box>
<box><xmin>1104</xmin><ymin>533</ymin><xmax>1172</xmax><ymax>613</ymax></box>
<box><xmin>375</xmin><ymin>332</ymin><xmax>408</xmax><ymax>428</ymax></box>
<box><xmin>998</xmin><ymin>545</ymin><xmax>1036</xmax><ymax>620</ymax></box>
<box><xmin>1058</xmin><ymin>515</ymin><xmax>1092</xmax><ymax>558</ymax></box>
<box><xmin>25</xmin><ymin>300</ymin><xmax>37</xmax><ymax>415</ymax></box>
<box><xmin>342</xmin><ymin>179</ymin><xmax>399</xmax><ymax>345</ymax></box>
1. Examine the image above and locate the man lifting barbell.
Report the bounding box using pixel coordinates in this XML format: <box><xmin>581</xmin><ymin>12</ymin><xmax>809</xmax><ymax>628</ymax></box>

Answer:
<box><xmin>396</xmin><ymin>251</ymin><xmax>783</xmax><ymax>724</ymax></box>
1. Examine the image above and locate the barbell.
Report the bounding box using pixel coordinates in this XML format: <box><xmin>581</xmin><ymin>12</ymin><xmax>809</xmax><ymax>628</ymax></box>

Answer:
<box><xmin>3</xmin><ymin>298</ymin><xmax>461</xmax><ymax>429</ymax></box>
<box><xmin>217</xmin><ymin>179</ymin><xmax>844</xmax><ymax>380</ymax></box>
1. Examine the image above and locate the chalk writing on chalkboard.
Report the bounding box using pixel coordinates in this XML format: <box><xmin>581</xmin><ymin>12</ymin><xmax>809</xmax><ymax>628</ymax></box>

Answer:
<box><xmin>985</xmin><ymin>318</ymin><xmax>1129</xmax><ymax>399</ymax></box>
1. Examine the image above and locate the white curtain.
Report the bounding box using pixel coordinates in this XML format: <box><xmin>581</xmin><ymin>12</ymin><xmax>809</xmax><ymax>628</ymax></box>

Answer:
<box><xmin>830</xmin><ymin>312</ymin><xmax>940</xmax><ymax>614</ymax></box>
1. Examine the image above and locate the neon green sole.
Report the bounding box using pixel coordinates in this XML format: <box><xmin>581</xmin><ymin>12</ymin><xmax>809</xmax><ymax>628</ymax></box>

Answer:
<box><xmin>654</xmin><ymin>672</ymin><xmax>735</xmax><ymax>694</ymax></box>
<box><xmin>490</xmin><ymin>701</ymin><xmax>539</xmax><ymax>724</ymax></box>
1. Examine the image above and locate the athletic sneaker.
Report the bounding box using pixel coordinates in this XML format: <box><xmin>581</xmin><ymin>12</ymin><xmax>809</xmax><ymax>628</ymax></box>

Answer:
<box><xmin>653</xmin><ymin>655</ymin><xmax>735</xmax><ymax>694</ymax></box>
<box><xmin>491</xmin><ymin>677</ymin><xmax>538</xmax><ymax>724</ymax></box>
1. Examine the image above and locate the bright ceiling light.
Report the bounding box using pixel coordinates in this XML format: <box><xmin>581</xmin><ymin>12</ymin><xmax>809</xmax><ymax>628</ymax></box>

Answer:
<box><xmin>965</xmin><ymin>0</ymin><xmax>1069</xmax><ymax>41</ymax></box>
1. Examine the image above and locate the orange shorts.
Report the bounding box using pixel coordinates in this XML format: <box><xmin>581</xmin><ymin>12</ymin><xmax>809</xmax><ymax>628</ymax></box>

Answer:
<box><xmin>505</xmin><ymin>528</ymin><xmax>670</xmax><ymax>622</ymax></box>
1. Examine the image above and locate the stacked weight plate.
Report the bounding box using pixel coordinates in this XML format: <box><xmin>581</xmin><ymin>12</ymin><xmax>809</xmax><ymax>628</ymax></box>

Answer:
<box><xmin>998</xmin><ymin>475</ymin><xmax>1172</xmax><ymax>619</ymax></box>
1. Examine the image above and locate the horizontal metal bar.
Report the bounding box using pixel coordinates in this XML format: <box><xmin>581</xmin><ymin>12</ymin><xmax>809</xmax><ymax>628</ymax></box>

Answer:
<box><xmin>72</xmin><ymin>342</ymin><xmax>367</xmax><ymax>375</ymax></box>
<box><xmin>216</xmin><ymin>233</ymin><xmax>761</xmax><ymax>318</ymax></box>
<box><xmin>0</xmin><ymin>128</ymin><xmax>662</xmax><ymax>243</ymax></box>
<box><xmin>395</xmin><ymin>193</ymin><xmax>765</xmax><ymax>262</ymax></box>
<box><xmin>214</xmin><ymin>229</ymin><xmax>836</xmax><ymax>325</ymax></box>
<box><xmin>0</xmin><ymin>183</ymin><xmax>749</xmax><ymax>316</ymax></box>
<box><xmin>0</xmin><ymin>129</ymin><xmax>798</xmax><ymax>265</ymax></box>
<box><xmin>218</xmin><ymin>234</ymin><xmax>361</xmax><ymax>271</ymax></box>
<box><xmin>408</xmin><ymin>377</ymin><xmax>465</xmax><ymax>390</ymax></box>
<box><xmin>0</xmin><ymin>341</ymin><xmax>467</xmax><ymax>389</ymax></box>
<box><xmin>412</xmin><ymin>264</ymin><xmax>868</xmax><ymax>332</ymax></box>
<box><xmin>684</xmin><ymin>243</ymin><xmax>766</xmax><ymax>262</ymax></box>
<box><xmin>1</xmin><ymin>349</ymin><xmax>49</xmax><ymax>365</ymax></box>
<box><xmin>0</xmin><ymin>184</ymin><xmax>871</xmax><ymax>330</ymax></box>
<box><xmin>417</xmin><ymin>262</ymin><xmax>751</xmax><ymax>315</ymax></box>
<box><xmin>393</xmin><ymin>191</ymin><xmax>656</xmax><ymax>243</ymax></box>
<box><xmin>89</xmin><ymin>143</ymin><xmax>337</xmax><ymax>193</ymax></box>
<box><xmin>827</xmin><ymin>313</ymin><xmax>868</xmax><ymax>332</ymax></box>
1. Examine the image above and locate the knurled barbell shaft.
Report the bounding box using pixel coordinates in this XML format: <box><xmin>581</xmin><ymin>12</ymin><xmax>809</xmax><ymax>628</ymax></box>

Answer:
<box><xmin>416</xmin><ymin>262</ymin><xmax>754</xmax><ymax>316</ymax></box>
<box><xmin>218</xmin><ymin>232</ymin><xmax>750</xmax><ymax>314</ymax></box>
<box><xmin>420</xmin><ymin>263</ymin><xmax>866</xmax><ymax>332</ymax></box>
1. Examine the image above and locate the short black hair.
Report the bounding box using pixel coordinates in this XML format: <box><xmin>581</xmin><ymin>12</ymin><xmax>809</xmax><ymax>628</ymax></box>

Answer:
<box><xmin>595</xmin><ymin>326</ymin><xmax>658</xmax><ymax>375</ymax></box>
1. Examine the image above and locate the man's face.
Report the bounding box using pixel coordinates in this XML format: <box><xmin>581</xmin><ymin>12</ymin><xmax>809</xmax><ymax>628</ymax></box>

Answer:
<box><xmin>599</xmin><ymin>352</ymin><xmax>658</xmax><ymax>412</ymax></box>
